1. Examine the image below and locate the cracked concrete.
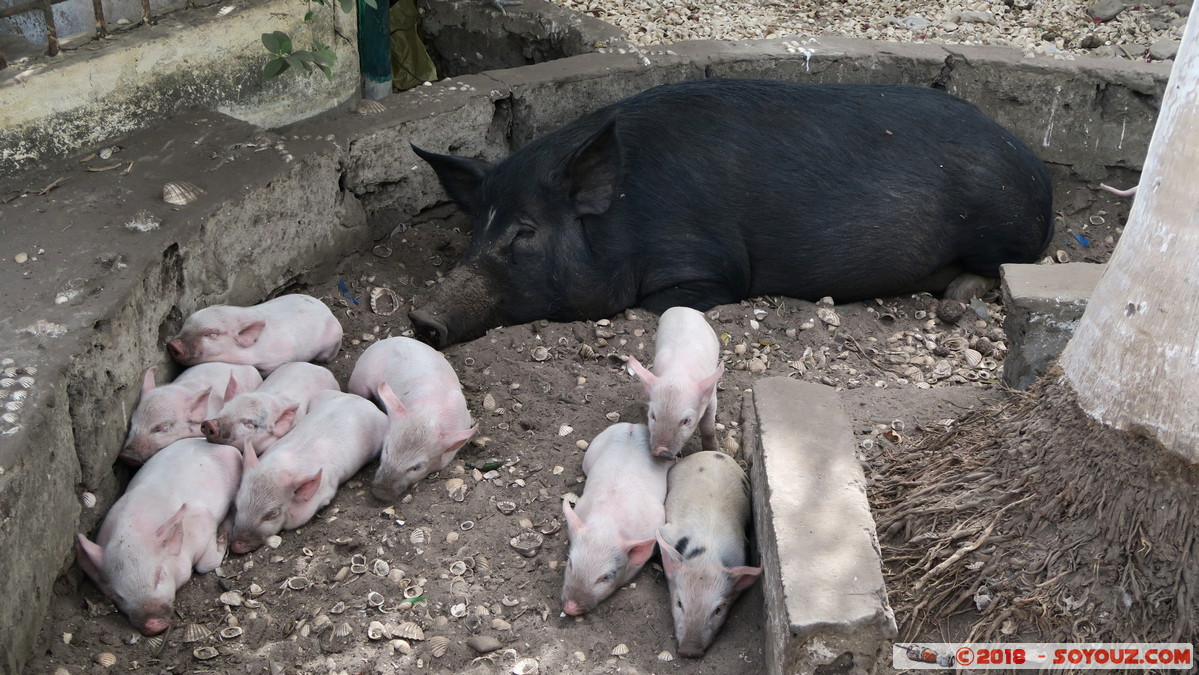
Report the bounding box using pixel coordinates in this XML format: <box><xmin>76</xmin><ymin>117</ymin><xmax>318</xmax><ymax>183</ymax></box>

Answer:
<box><xmin>0</xmin><ymin>32</ymin><xmax>1170</xmax><ymax>673</ymax></box>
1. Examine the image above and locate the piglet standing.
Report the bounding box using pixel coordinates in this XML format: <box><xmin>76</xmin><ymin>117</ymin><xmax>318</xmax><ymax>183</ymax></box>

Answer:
<box><xmin>348</xmin><ymin>337</ymin><xmax>475</xmax><ymax>502</ymax></box>
<box><xmin>657</xmin><ymin>451</ymin><xmax>762</xmax><ymax>658</ymax></box>
<box><xmin>121</xmin><ymin>363</ymin><xmax>263</xmax><ymax>465</ymax></box>
<box><xmin>561</xmin><ymin>423</ymin><xmax>671</xmax><ymax>616</ymax></box>
<box><xmin>230</xmin><ymin>390</ymin><xmax>387</xmax><ymax>553</ymax></box>
<box><xmin>201</xmin><ymin>362</ymin><xmax>340</xmax><ymax>454</ymax></box>
<box><xmin>167</xmin><ymin>294</ymin><xmax>343</xmax><ymax>374</ymax></box>
<box><xmin>627</xmin><ymin>306</ymin><xmax>724</xmax><ymax>459</ymax></box>
<box><xmin>76</xmin><ymin>438</ymin><xmax>241</xmax><ymax>635</ymax></box>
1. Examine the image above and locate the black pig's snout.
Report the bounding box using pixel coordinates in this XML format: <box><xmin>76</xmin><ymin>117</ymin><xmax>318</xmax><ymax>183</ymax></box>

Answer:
<box><xmin>409</xmin><ymin>310</ymin><xmax>449</xmax><ymax>349</ymax></box>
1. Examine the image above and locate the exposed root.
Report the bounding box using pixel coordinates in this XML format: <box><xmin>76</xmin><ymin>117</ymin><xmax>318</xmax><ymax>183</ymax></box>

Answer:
<box><xmin>871</xmin><ymin>367</ymin><xmax>1199</xmax><ymax>643</ymax></box>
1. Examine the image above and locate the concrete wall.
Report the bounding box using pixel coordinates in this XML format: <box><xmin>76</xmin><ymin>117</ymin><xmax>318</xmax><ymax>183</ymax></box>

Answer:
<box><xmin>0</xmin><ymin>0</ymin><xmax>358</xmax><ymax>177</ymax></box>
<box><xmin>0</xmin><ymin>32</ymin><xmax>1169</xmax><ymax>673</ymax></box>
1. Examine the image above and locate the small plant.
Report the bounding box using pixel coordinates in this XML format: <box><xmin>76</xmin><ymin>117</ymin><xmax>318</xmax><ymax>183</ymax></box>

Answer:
<box><xmin>261</xmin><ymin>0</ymin><xmax>375</xmax><ymax>81</ymax></box>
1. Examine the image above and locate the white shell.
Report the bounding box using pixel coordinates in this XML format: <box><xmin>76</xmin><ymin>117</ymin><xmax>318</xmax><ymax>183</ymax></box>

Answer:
<box><xmin>80</xmin><ymin>492</ymin><xmax>97</xmax><ymax>508</ymax></box>
<box><xmin>369</xmin><ymin>286</ymin><xmax>400</xmax><ymax>315</ymax></box>
<box><xmin>330</xmin><ymin>601</ymin><xmax>346</xmax><ymax>614</ymax></box>
<box><xmin>266</xmin><ymin>534</ymin><xmax>283</xmax><ymax>549</ymax></box>
<box><xmin>95</xmin><ymin>652</ymin><xmax>117</xmax><ymax>667</ymax></box>
<box><xmin>512</xmin><ymin>657</ymin><xmax>539</xmax><ymax>674</ymax></box>
<box><xmin>193</xmin><ymin>646</ymin><xmax>219</xmax><ymax>660</ymax></box>
<box><xmin>429</xmin><ymin>635</ymin><xmax>450</xmax><ymax>657</ymax></box>
<box><xmin>372</xmin><ymin>559</ymin><xmax>390</xmax><ymax>576</ymax></box>
<box><xmin>963</xmin><ymin>349</ymin><xmax>983</xmax><ymax>367</ymax></box>
<box><xmin>410</xmin><ymin>527</ymin><xmax>431</xmax><ymax>544</ymax></box>
<box><xmin>495</xmin><ymin>500</ymin><xmax>516</xmax><ymax>515</ymax></box>
<box><xmin>367</xmin><ymin>620</ymin><xmax>389</xmax><ymax>640</ymax></box>
<box><xmin>657</xmin><ymin>651</ymin><xmax>674</xmax><ymax>662</ymax></box>
<box><xmin>219</xmin><ymin>591</ymin><xmax>243</xmax><ymax>606</ymax></box>
<box><xmin>404</xmin><ymin>585</ymin><xmax>424</xmax><ymax>599</ymax></box>
<box><xmin>393</xmin><ymin>621</ymin><xmax>425</xmax><ymax>641</ymax></box>
<box><xmin>162</xmin><ymin>181</ymin><xmax>204</xmax><ymax>206</ymax></box>
<box><xmin>182</xmin><ymin>622</ymin><xmax>212</xmax><ymax>642</ymax></box>
<box><xmin>449</xmin><ymin>560</ymin><xmax>467</xmax><ymax>576</ymax></box>
<box><xmin>248</xmin><ymin>583</ymin><xmax>265</xmax><ymax>597</ymax></box>
<box><xmin>482</xmin><ymin>393</ymin><xmax>497</xmax><ymax>411</ymax></box>
<box><xmin>531</xmin><ymin>346</ymin><xmax>550</xmax><ymax>361</ymax></box>
<box><xmin>286</xmin><ymin>576</ymin><xmax>309</xmax><ymax>590</ymax></box>
<box><xmin>333</xmin><ymin>622</ymin><xmax>353</xmax><ymax>638</ymax></box>
<box><xmin>941</xmin><ymin>336</ymin><xmax>968</xmax><ymax>352</ymax></box>
<box><xmin>368</xmin><ymin>591</ymin><xmax>385</xmax><ymax>607</ymax></box>
<box><xmin>558</xmin><ymin>424</ymin><xmax>573</xmax><ymax>437</ymax></box>
<box><xmin>219</xmin><ymin>626</ymin><xmax>243</xmax><ymax>639</ymax></box>
<box><xmin>355</xmin><ymin>99</ymin><xmax>387</xmax><ymax>115</ymax></box>
<box><xmin>450</xmin><ymin>603</ymin><xmax>467</xmax><ymax>618</ymax></box>
<box><xmin>611</xmin><ymin>643</ymin><xmax>629</xmax><ymax>656</ymax></box>
<box><xmin>143</xmin><ymin>635</ymin><xmax>165</xmax><ymax>651</ymax></box>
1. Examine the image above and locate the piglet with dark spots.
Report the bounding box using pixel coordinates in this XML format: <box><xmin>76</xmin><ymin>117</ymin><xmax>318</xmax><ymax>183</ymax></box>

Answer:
<box><xmin>657</xmin><ymin>451</ymin><xmax>761</xmax><ymax>658</ymax></box>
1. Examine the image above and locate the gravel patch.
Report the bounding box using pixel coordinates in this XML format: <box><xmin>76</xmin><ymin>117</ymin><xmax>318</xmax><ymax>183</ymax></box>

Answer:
<box><xmin>551</xmin><ymin>0</ymin><xmax>1190</xmax><ymax>61</ymax></box>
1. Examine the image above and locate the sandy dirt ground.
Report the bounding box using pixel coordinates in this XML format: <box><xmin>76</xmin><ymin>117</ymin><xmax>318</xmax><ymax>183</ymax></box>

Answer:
<box><xmin>25</xmin><ymin>161</ymin><xmax>1134</xmax><ymax>674</ymax></box>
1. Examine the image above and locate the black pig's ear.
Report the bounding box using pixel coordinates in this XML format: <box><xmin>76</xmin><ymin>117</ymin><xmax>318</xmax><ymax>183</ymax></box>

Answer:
<box><xmin>565</xmin><ymin>120</ymin><xmax>622</xmax><ymax>216</ymax></box>
<box><xmin>411</xmin><ymin>145</ymin><xmax>491</xmax><ymax>214</ymax></box>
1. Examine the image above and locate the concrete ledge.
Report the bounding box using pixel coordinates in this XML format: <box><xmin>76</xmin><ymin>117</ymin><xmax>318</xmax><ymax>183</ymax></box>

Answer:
<box><xmin>749</xmin><ymin>377</ymin><xmax>896</xmax><ymax>674</ymax></box>
<box><xmin>1001</xmin><ymin>262</ymin><xmax>1107</xmax><ymax>389</ymax></box>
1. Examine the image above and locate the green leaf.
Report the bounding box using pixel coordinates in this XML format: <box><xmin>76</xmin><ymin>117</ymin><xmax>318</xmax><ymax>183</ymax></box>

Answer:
<box><xmin>402</xmin><ymin>595</ymin><xmax>427</xmax><ymax>604</ymax></box>
<box><xmin>337</xmin><ymin>0</ymin><xmax>353</xmax><ymax>13</ymax></box>
<box><xmin>310</xmin><ymin>46</ymin><xmax>337</xmax><ymax>67</ymax></box>
<box><xmin>261</xmin><ymin>31</ymin><xmax>281</xmax><ymax>53</ymax></box>
<box><xmin>303</xmin><ymin>10</ymin><xmax>314</xmax><ymax>21</ymax></box>
<box><xmin>364</xmin><ymin>0</ymin><xmax>377</xmax><ymax>8</ymax></box>
<box><xmin>284</xmin><ymin>53</ymin><xmax>312</xmax><ymax>73</ymax></box>
<box><xmin>275</xmin><ymin>31</ymin><xmax>293</xmax><ymax>54</ymax></box>
<box><xmin>262</xmin><ymin>56</ymin><xmax>289</xmax><ymax>78</ymax></box>
<box><xmin>318</xmin><ymin>63</ymin><xmax>333</xmax><ymax>82</ymax></box>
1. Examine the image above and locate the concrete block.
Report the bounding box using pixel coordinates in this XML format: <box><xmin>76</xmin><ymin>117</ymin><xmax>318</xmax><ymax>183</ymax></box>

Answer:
<box><xmin>748</xmin><ymin>377</ymin><xmax>897</xmax><ymax>675</ymax></box>
<box><xmin>0</xmin><ymin>108</ymin><xmax>366</xmax><ymax>672</ymax></box>
<box><xmin>1001</xmin><ymin>262</ymin><xmax>1107</xmax><ymax>389</ymax></box>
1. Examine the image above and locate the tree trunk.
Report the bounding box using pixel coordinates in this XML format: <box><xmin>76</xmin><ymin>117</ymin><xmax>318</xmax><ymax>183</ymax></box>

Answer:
<box><xmin>1058</xmin><ymin>11</ymin><xmax>1199</xmax><ymax>461</ymax></box>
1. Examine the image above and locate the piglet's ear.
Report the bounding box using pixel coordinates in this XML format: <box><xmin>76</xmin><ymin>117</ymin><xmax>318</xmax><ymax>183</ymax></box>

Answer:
<box><xmin>243</xmin><ymin>440</ymin><xmax>260</xmax><ymax>468</ymax></box>
<box><xmin>726</xmin><ymin>565</ymin><xmax>763</xmax><ymax>594</ymax></box>
<box><xmin>155</xmin><ymin>504</ymin><xmax>189</xmax><ymax>556</ymax></box>
<box><xmin>141</xmin><ymin>367</ymin><xmax>158</xmax><ymax>396</ymax></box>
<box><xmin>698</xmin><ymin>362</ymin><xmax>725</xmax><ymax>402</ymax></box>
<box><xmin>440</xmin><ymin>425</ymin><xmax>477</xmax><ymax>457</ymax></box>
<box><xmin>624</xmin><ymin>537</ymin><xmax>657</xmax><ymax>569</ymax></box>
<box><xmin>293</xmin><ymin>469</ymin><xmax>323</xmax><ymax>503</ymax></box>
<box><xmin>626</xmin><ymin>356</ymin><xmax>657</xmax><ymax>392</ymax></box>
<box><xmin>411</xmin><ymin>145</ymin><xmax>491</xmax><ymax>215</ymax></box>
<box><xmin>223</xmin><ymin>374</ymin><xmax>243</xmax><ymax>405</ymax></box>
<box><xmin>236</xmin><ymin>320</ymin><xmax>266</xmax><ymax>348</ymax></box>
<box><xmin>562</xmin><ymin>498</ymin><xmax>587</xmax><ymax>535</ymax></box>
<box><xmin>75</xmin><ymin>534</ymin><xmax>106</xmax><ymax>583</ymax></box>
<box><xmin>656</xmin><ymin>532</ymin><xmax>683</xmax><ymax>579</ymax></box>
<box><xmin>377</xmin><ymin>382</ymin><xmax>407</xmax><ymax>418</ymax></box>
<box><xmin>272</xmin><ymin>403</ymin><xmax>300</xmax><ymax>438</ymax></box>
<box><xmin>190</xmin><ymin>387</ymin><xmax>214</xmax><ymax>423</ymax></box>
<box><xmin>566</xmin><ymin>119</ymin><xmax>621</xmax><ymax>217</ymax></box>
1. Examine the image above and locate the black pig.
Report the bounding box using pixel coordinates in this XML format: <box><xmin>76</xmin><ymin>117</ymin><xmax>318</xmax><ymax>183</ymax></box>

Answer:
<box><xmin>409</xmin><ymin>78</ymin><xmax>1052</xmax><ymax>347</ymax></box>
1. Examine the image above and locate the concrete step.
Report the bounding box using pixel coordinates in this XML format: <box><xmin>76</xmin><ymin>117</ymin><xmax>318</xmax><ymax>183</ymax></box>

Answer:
<box><xmin>745</xmin><ymin>377</ymin><xmax>897</xmax><ymax>675</ymax></box>
<box><xmin>1000</xmin><ymin>262</ymin><xmax>1106</xmax><ymax>389</ymax></box>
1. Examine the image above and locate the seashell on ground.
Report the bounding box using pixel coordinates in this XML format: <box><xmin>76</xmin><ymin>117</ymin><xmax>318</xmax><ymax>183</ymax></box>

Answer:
<box><xmin>369</xmin><ymin>286</ymin><xmax>400</xmax><ymax>315</ymax></box>
<box><xmin>410</xmin><ymin>527</ymin><xmax>431</xmax><ymax>544</ymax></box>
<box><xmin>963</xmin><ymin>348</ymin><xmax>983</xmax><ymax>367</ymax></box>
<box><xmin>509</xmin><ymin>531</ymin><xmax>543</xmax><ymax>558</ymax></box>
<box><xmin>404</xmin><ymin>585</ymin><xmax>424</xmax><ymax>599</ymax></box>
<box><xmin>372</xmin><ymin>559</ymin><xmax>390</xmax><ymax>576</ymax></box>
<box><xmin>495</xmin><ymin>500</ymin><xmax>516</xmax><ymax>515</ymax></box>
<box><xmin>333</xmin><ymin>622</ymin><xmax>353</xmax><ymax>638</ymax></box>
<box><xmin>657</xmin><ymin>650</ymin><xmax>674</xmax><ymax>661</ymax></box>
<box><xmin>368</xmin><ymin>591</ymin><xmax>385</xmax><ymax>607</ymax></box>
<box><xmin>94</xmin><ymin>652</ymin><xmax>117</xmax><ymax>667</ymax></box>
<box><xmin>367</xmin><ymin>621</ymin><xmax>389</xmax><ymax>640</ymax></box>
<box><xmin>482</xmin><ymin>393</ymin><xmax>497</xmax><ymax>411</ymax></box>
<box><xmin>450</xmin><ymin>603</ymin><xmax>467</xmax><ymax>618</ymax></box>
<box><xmin>428</xmin><ymin>635</ymin><xmax>450</xmax><ymax>657</ymax></box>
<box><xmin>329</xmin><ymin>601</ymin><xmax>346</xmax><ymax>614</ymax></box>
<box><xmin>266</xmin><ymin>534</ymin><xmax>282</xmax><ymax>549</ymax></box>
<box><xmin>182</xmin><ymin>622</ymin><xmax>212</xmax><ymax>643</ymax></box>
<box><xmin>512</xmin><ymin>657</ymin><xmax>539</xmax><ymax>674</ymax></box>
<box><xmin>390</xmin><ymin>638</ymin><xmax>413</xmax><ymax>654</ymax></box>
<box><xmin>355</xmin><ymin>98</ymin><xmax>387</xmax><ymax>115</ymax></box>
<box><xmin>219</xmin><ymin>591</ymin><xmax>243</xmax><ymax>606</ymax></box>
<box><xmin>312</xmin><ymin>614</ymin><xmax>333</xmax><ymax>633</ymax></box>
<box><xmin>193</xmin><ymin>645</ymin><xmax>219</xmax><ymax>660</ymax></box>
<box><xmin>531</xmin><ymin>346</ymin><xmax>550</xmax><ymax>361</ymax></box>
<box><xmin>80</xmin><ymin>492</ymin><xmax>96</xmax><ymax>508</ymax></box>
<box><xmin>286</xmin><ymin>576</ymin><xmax>310</xmax><ymax>590</ymax></box>
<box><xmin>219</xmin><ymin>626</ymin><xmax>243</xmax><ymax>639</ymax></box>
<box><xmin>940</xmin><ymin>336</ymin><xmax>968</xmax><ymax>352</ymax></box>
<box><xmin>393</xmin><ymin>621</ymin><xmax>425</xmax><ymax>641</ymax></box>
<box><xmin>248</xmin><ymin>583</ymin><xmax>265</xmax><ymax>597</ymax></box>
<box><xmin>449</xmin><ymin>560</ymin><xmax>467</xmax><ymax>576</ymax></box>
<box><xmin>611</xmin><ymin>643</ymin><xmax>629</xmax><ymax>656</ymax></box>
<box><xmin>143</xmin><ymin>635</ymin><xmax>165</xmax><ymax>651</ymax></box>
<box><xmin>490</xmin><ymin>618</ymin><xmax>511</xmax><ymax>630</ymax></box>
<box><xmin>162</xmin><ymin>181</ymin><xmax>204</xmax><ymax>206</ymax></box>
